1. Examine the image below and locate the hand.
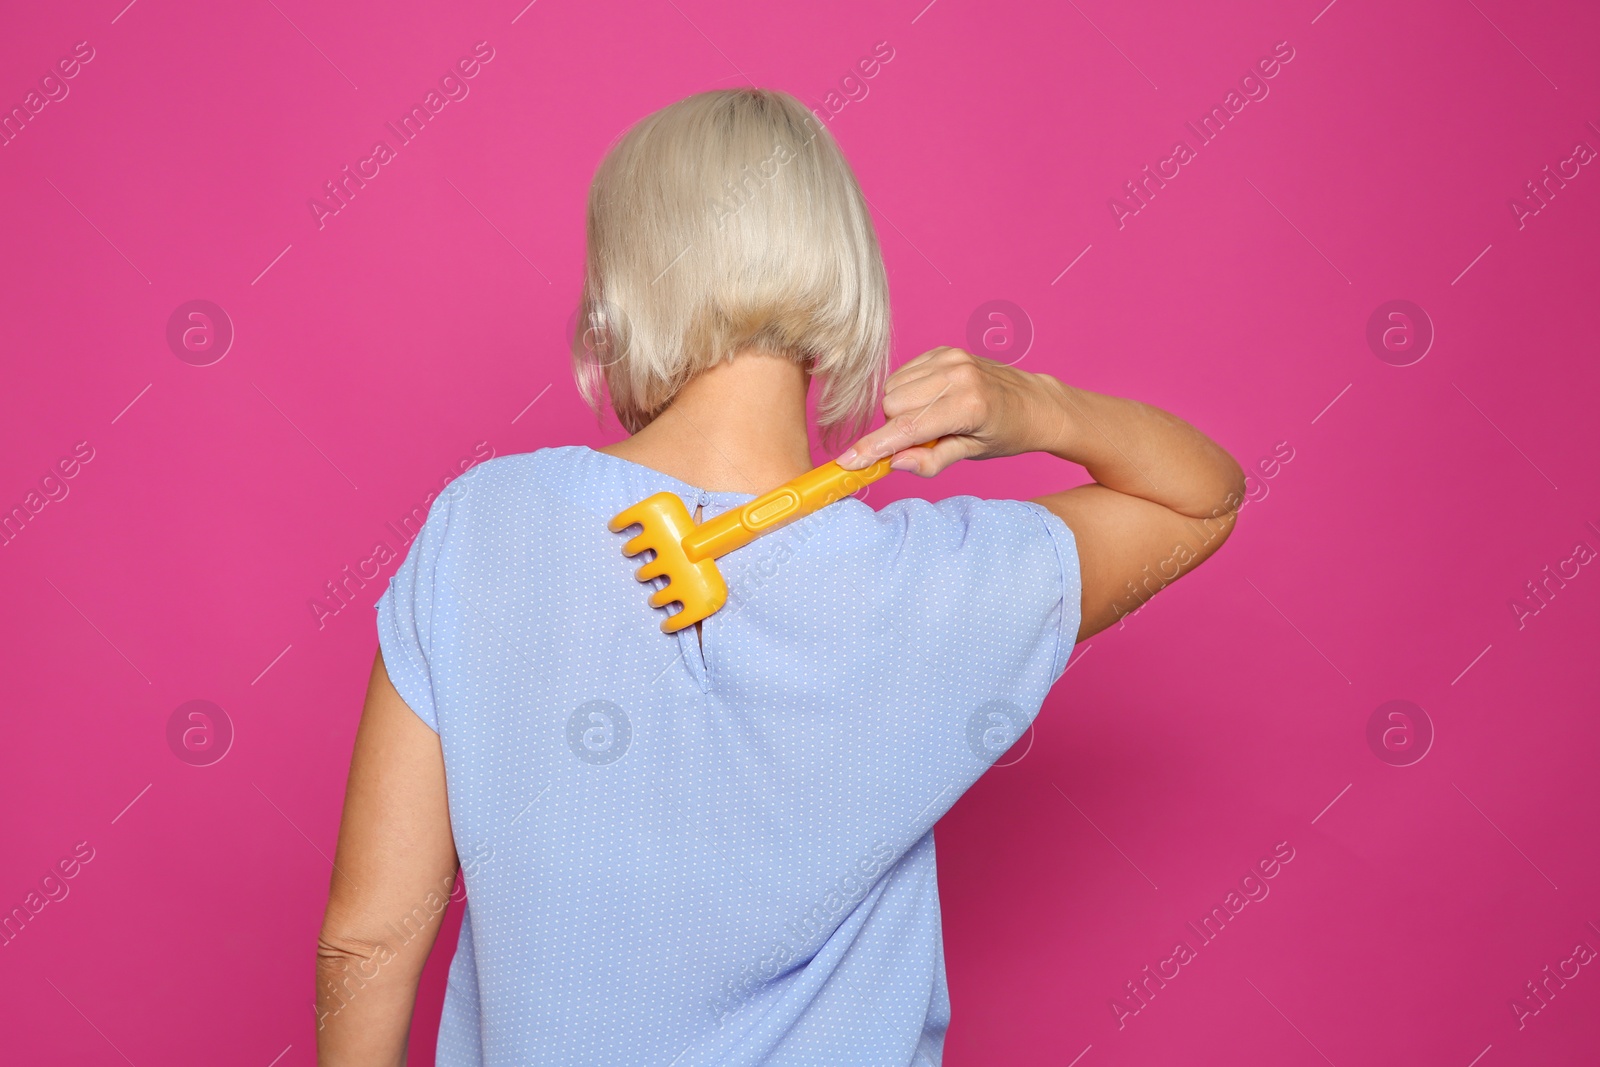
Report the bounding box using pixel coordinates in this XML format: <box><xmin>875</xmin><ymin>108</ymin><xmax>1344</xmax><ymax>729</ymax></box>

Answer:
<box><xmin>836</xmin><ymin>346</ymin><xmax>1062</xmax><ymax>476</ymax></box>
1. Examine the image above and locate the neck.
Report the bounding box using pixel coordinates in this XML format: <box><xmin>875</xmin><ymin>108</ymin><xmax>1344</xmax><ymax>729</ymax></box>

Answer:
<box><xmin>598</xmin><ymin>349</ymin><xmax>815</xmax><ymax>493</ymax></box>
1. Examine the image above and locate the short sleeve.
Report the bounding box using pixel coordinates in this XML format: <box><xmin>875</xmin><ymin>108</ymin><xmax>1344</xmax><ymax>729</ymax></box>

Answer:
<box><xmin>839</xmin><ymin>494</ymin><xmax>1083</xmax><ymax>846</ymax></box>
<box><xmin>1020</xmin><ymin>500</ymin><xmax>1084</xmax><ymax>680</ymax></box>
<box><xmin>373</xmin><ymin>491</ymin><xmax>455</xmax><ymax>733</ymax></box>
<box><xmin>879</xmin><ymin>494</ymin><xmax>1082</xmax><ymax>709</ymax></box>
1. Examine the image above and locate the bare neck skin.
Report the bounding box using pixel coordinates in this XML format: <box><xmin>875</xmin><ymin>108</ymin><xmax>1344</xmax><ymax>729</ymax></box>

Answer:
<box><xmin>598</xmin><ymin>349</ymin><xmax>816</xmax><ymax>493</ymax></box>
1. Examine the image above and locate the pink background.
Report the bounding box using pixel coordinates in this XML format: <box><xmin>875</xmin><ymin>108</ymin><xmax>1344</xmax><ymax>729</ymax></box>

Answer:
<box><xmin>2</xmin><ymin>0</ymin><xmax>1597</xmax><ymax>1064</ymax></box>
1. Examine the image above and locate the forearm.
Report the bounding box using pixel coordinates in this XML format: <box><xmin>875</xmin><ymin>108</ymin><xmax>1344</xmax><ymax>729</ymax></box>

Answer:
<box><xmin>316</xmin><ymin>873</ymin><xmax>456</xmax><ymax>1066</ymax></box>
<box><xmin>1026</xmin><ymin>375</ymin><xmax>1245</xmax><ymax>520</ymax></box>
<box><xmin>319</xmin><ymin>652</ymin><xmax>462</xmax><ymax>1065</ymax></box>
<box><xmin>315</xmin><ymin>931</ymin><xmax>428</xmax><ymax>1066</ymax></box>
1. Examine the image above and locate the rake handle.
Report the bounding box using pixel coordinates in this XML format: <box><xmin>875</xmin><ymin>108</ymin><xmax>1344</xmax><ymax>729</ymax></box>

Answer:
<box><xmin>681</xmin><ymin>452</ymin><xmax>901</xmax><ymax>563</ymax></box>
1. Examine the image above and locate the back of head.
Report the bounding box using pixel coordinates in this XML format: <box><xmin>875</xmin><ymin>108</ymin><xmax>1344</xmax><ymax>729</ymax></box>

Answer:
<box><xmin>573</xmin><ymin>88</ymin><xmax>890</xmax><ymax>450</ymax></box>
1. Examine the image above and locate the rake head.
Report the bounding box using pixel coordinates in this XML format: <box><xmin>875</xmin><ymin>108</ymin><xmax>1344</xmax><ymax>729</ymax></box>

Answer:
<box><xmin>608</xmin><ymin>492</ymin><xmax>728</xmax><ymax>634</ymax></box>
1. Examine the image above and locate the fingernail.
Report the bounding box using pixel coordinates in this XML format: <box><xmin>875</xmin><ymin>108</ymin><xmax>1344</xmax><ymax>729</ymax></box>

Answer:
<box><xmin>838</xmin><ymin>448</ymin><xmax>860</xmax><ymax>469</ymax></box>
<box><xmin>890</xmin><ymin>456</ymin><xmax>917</xmax><ymax>472</ymax></box>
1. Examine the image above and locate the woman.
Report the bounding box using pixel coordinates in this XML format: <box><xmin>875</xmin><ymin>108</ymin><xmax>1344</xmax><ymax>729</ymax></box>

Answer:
<box><xmin>316</xmin><ymin>88</ymin><xmax>1243</xmax><ymax>1066</ymax></box>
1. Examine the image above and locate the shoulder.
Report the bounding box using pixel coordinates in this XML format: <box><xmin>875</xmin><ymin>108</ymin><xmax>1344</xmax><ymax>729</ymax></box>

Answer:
<box><xmin>454</xmin><ymin>446</ymin><xmax>577</xmax><ymax>492</ymax></box>
<box><xmin>799</xmin><ymin>494</ymin><xmax>1072</xmax><ymax>597</ymax></box>
<box><xmin>426</xmin><ymin>447</ymin><xmax>581</xmax><ymax>518</ymax></box>
<box><xmin>401</xmin><ymin>448</ymin><xmax>585</xmax><ymax>562</ymax></box>
<box><xmin>861</xmin><ymin>494</ymin><xmax>1065</xmax><ymax>553</ymax></box>
<box><xmin>849</xmin><ymin>494</ymin><xmax>1079</xmax><ymax>617</ymax></box>
<box><xmin>877</xmin><ymin>495</ymin><xmax>1082</xmax><ymax>679</ymax></box>
<box><xmin>868</xmin><ymin>493</ymin><xmax>1052</xmax><ymax>531</ymax></box>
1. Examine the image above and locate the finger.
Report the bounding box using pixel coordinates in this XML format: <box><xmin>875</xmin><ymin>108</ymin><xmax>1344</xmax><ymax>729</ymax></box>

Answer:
<box><xmin>888</xmin><ymin>437</ymin><xmax>969</xmax><ymax>477</ymax></box>
<box><xmin>839</xmin><ymin>412</ymin><xmax>952</xmax><ymax>469</ymax></box>
<box><xmin>839</xmin><ymin>387</ymin><xmax>944</xmax><ymax>469</ymax></box>
<box><xmin>881</xmin><ymin>362</ymin><xmax>937</xmax><ymax>393</ymax></box>
<box><xmin>888</xmin><ymin>346</ymin><xmax>948</xmax><ymax>380</ymax></box>
<box><xmin>880</xmin><ymin>371</ymin><xmax>954</xmax><ymax>421</ymax></box>
<box><xmin>838</xmin><ymin>350</ymin><xmax>975</xmax><ymax>469</ymax></box>
<box><xmin>879</xmin><ymin>346</ymin><xmax>964</xmax><ymax>393</ymax></box>
<box><xmin>878</xmin><ymin>363</ymin><xmax>938</xmax><ymax>401</ymax></box>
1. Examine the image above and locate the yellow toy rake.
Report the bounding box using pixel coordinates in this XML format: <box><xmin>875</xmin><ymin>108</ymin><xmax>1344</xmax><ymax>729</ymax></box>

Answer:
<box><xmin>608</xmin><ymin>450</ymin><xmax>914</xmax><ymax>633</ymax></box>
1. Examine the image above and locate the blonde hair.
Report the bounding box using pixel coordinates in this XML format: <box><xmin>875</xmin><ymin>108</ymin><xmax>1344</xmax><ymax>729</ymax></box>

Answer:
<box><xmin>572</xmin><ymin>88</ymin><xmax>890</xmax><ymax>449</ymax></box>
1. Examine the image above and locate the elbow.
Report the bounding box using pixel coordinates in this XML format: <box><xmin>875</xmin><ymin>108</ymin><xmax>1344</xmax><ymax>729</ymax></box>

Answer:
<box><xmin>316</xmin><ymin>928</ymin><xmax>411</xmax><ymax>992</ymax></box>
<box><xmin>1220</xmin><ymin>458</ymin><xmax>1247</xmax><ymax>527</ymax></box>
<box><xmin>1170</xmin><ymin>446</ymin><xmax>1247</xmax><ymax>528</ymax></box>
<box><xmin>1185</xmin><ymin>456</ymin><xmax>1246</xmax><ymax>558</ymax></box>
<box><xmin>316</xmin><ymin>934</ymin><xmax>381</xmax><ymax>1029</ymax></box>
<box><xmin>316</xmin><ymin>930</ymin><xmax>413</xmax><ymax>1030</ymax></box>
<box><xmin>1181</xmin><ymin>454</ymin><xmax>1247</xmax><ymax>530</ymax></box>
<box><xmin>1208</xmin><ymin>449</ymin><xmax>1247</xmax><ymax>531</ymax></box>
<box><xmin>1212</xmin><ymin>466</ymin><xmax>1246</xmax><ymax>551</ymax></box>
<box><xmin>317</xmin><ymin>929</ymin><xmax>400</xmax><ymax>987</ymax></box>
<box><xmin>317</xmin><ymin>904</ymin><xmax>444</xmax><ymax>995</ymax></box>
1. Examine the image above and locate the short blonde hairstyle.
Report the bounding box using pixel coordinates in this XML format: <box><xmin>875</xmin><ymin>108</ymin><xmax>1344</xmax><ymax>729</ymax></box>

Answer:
<box><xmin>573</xmin><ymin>88</ymin><xmax>891</xmax><ymax>448</ymax></box>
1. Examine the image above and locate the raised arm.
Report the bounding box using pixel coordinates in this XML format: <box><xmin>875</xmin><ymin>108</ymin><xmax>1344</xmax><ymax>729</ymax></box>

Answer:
<box><xmin>837</xmin><ymin>346</ymin><xmax>1246</xmax><ymax>641</ymax></box>
<box><xmin>317</xmin><ymin>650</ymin><xmax>460</xmax><ymax>1066</ymax></box>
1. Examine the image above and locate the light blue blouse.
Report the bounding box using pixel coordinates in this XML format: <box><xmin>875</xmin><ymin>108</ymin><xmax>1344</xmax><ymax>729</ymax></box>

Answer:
<box><xmin>374</xmin><ymin>445</ymin><xmax>1081</xmax><ymax>1066</ymax></box>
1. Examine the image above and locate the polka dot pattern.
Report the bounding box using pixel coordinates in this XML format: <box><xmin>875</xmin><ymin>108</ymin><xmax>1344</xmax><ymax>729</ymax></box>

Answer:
<box><xmin>373</xmin><ymin>445</ymin><xmax>1082</xmax><ymax>1066</ymax></box>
